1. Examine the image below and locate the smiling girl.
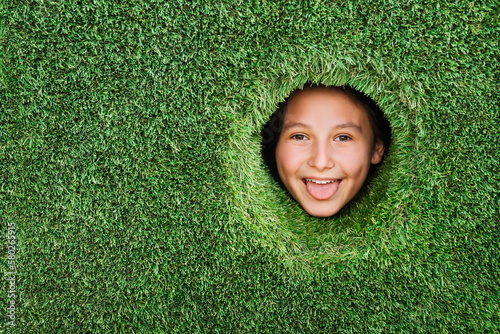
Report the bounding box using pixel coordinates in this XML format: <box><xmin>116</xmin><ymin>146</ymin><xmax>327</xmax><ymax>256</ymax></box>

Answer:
<box><xmin>261</xmin><ymin>84</ymin><xmax>391</xmax><ymax>217</ymax></box>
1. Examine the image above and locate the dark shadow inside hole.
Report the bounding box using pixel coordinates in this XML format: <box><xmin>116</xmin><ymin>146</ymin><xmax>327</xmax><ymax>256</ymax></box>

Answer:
<box><xmin>260</xmin><ymin>82</ymin><xmax>392</xmax><ymax>218</ymax></box>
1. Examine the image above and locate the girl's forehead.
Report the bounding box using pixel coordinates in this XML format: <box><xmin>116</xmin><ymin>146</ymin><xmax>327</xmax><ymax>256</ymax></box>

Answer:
<box><xmin>286</xmin><ymin>90</ymin><xmax>366</xmax><ymax>121</ymax></box>
<box><xmin>288</xmin><ymin>88</ymin><xmax>357</xmax><ymax>111</ymax></box>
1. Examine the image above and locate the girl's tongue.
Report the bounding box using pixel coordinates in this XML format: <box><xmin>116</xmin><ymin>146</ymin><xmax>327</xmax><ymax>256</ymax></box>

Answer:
<box><xmin>305</xmin><ymin>180</ymin><xmax>340</xmax><ymax>200</ymax></box>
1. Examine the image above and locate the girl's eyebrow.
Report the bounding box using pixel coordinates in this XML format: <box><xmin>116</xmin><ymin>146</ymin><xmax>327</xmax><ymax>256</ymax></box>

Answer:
<box><xmin>282</xmin><ymin>122</ymin><xmax>310</xmax><ymax>131</ymax></box>
<box><xmin>332</xmin><ymin>122</ymin><xmax>363</xmax><ymax>133</ymax></box>
<box><xmin>282</xmin><ymin>122</ymin><xmax>362</xmax><ymax>132</ymax></box>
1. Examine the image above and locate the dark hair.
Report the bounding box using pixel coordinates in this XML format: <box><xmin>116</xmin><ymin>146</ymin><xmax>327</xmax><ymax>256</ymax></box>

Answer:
<box><xmin>260</xmin><ymin>83</ymin><xmax>391</xmax><ymax>190</ymax></box>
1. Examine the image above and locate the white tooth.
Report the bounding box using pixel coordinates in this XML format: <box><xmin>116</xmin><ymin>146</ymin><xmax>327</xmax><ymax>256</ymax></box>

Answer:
<box><xmin>306</xmin><ymin>179</ymin><xmax>336</xmax><ymax>185</ymax></box>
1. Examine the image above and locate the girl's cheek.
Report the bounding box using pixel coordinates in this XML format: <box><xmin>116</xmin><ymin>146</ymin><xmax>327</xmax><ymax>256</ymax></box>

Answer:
<box><xmin>287</xmin><ymin>149</ymin><xmax>305</xmax><ymax>167</ymax></box>
<box><xmin>336</xmin><ymin>149</ymin><xmax>365</xmax><ymax>172</ymax></box>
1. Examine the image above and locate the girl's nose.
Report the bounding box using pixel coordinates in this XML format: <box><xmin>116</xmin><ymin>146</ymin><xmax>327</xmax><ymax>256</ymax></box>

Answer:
<box><xmin>307</xmin><ymin>141</ymin><xmax>335</xmax><ymax>171</ymax></box>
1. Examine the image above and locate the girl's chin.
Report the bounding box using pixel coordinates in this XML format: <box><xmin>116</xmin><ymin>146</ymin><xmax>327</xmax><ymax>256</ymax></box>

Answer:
<box><xmin>304</xmin><ymin>205</ymin><xmax>341</xmax><ymax>218</ymax></box>
<box><xmin>300</xmin><ymin>197</ymin><xmax>344</xmax><ymax>217</ymax></box>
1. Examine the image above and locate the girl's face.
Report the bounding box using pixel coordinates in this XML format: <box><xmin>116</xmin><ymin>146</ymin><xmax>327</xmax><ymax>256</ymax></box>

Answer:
<box><xmin>275</xmin><ymin>88</ymin><xmax>384</xmax><ymax>217</ymax></box>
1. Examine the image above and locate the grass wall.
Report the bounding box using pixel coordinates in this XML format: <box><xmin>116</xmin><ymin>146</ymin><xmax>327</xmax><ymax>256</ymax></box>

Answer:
<box><xmin>1</xmin><ymin>0</ymin><xmax>498</xmax><ymax>332</ymax></box>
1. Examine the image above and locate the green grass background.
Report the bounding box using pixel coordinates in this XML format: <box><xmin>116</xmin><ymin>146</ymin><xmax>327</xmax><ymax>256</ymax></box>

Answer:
<box><xmin>1</xmin><ymin>0</ymin><xmax>499</xmax><ymax>332</ymax></box>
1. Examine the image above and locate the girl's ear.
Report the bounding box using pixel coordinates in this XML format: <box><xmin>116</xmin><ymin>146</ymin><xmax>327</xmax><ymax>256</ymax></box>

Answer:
<box><xmin>371</xmin><ymin>140</ymin><xmax>385</xmax><ymax>164</ymax></box>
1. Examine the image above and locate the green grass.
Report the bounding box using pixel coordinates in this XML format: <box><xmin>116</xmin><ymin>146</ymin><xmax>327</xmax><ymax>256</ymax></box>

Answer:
<box><xmin>1</xmin><ymin>0</ymin><xmax>499</xmax><ymax>332</ymax></box>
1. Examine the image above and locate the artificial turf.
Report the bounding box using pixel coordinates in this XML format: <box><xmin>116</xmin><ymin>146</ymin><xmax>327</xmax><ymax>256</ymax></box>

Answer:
<box><xmin>1</xmin><ymin>0</ymin><xmax>499</xmax><ymax>332</ymax></box>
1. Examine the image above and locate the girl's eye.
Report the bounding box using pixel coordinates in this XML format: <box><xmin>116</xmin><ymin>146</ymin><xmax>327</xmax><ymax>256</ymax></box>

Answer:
<box><xmin>335</xmin><ymin>135</ymin><xmax>351</xmax><ymax>142</ymax></box>
<box><xmin>291</xmin><ymin>134</ymin><xmax>307</xmax><ymax>140</ymax></box>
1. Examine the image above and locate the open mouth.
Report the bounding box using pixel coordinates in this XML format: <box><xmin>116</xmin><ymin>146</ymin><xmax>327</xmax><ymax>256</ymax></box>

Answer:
<box><xmin>302</xmin><ymin>179</ymin><xmax>341</xmax><ymax>200</ymax></box>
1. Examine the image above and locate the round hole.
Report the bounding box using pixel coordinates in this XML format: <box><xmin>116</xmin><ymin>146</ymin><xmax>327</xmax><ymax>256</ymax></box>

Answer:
<box><xmin>223</xmin><ymin>69</ymin><xmax>416</xmax><ymax>266</ymax></box>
